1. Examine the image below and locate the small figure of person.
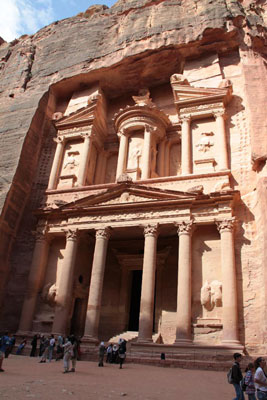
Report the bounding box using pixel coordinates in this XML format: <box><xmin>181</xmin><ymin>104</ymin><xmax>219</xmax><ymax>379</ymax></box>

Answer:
<box><xmin>6</xmin><ymin>335</ymin><xmax>16</xmax><ymax>358</ymax></box>
<box><xmin>112</xmin><ymin>344</ymin><xmax>118</xmax><ymax>364</ymax></box>
<box><xmin>48</xmin><ymin>334</ymin><xmax>55</xmax><ymax>362</ymax></box>
<box><xmin>106</xmin><ymin>343</ymin><xmax>112</xmax><ymax>363</ymax></box>
<box><xmin>39</xmin><ymin>336</ymin><xmax>49</xmax><ymax>362</ymax></box>
<box><xmin>16</xmin><ymin>338</ymin><xmax>27</xmax><ymax>355</ymax></box>
<box><xmin>70</xmin><ymin>335</ymin><xmax>78</xmax><ymax>372</ymax></box>
<box><xmin>39</xmin><ymin>335</ymin><xmax>45</xmax><ymax>357</ymax></box>
<box><xmin>118</xmin><ymin>339</ymin><xmax>127</xmax><ymax>369</ymax></box>
<box><xmin>0</xmin><ymin>332</ymin><xmax>10</xmax><ymax>371</ymax></box>
<box><xmin>62</xmin><ymin>336</ymin><xmax>73</xmax><ymax>374</ymax></box>
<box><xmin>30</xmin><ymin>335</ymin><xmax>38</xmax><ymax>357</ymax></box>
<box><xmin>244</xmin><ymin>362</ymin><xmax>256</xmax><ymax>400</ymax></box>
<box><xmin>55</xmin><ymin>335</ymin><xmax>64</xmax><ymax>361</ymax></box>
<box><xmin>231</xmin><ymin>353</ymin><xmax>244</xmax><ymax>400</ymax></box>
<box><xmin>98</xmin><ymin>342</ymin><xmax>105</xmax><ymax>367</ymax></box>
<box><xmin>254</xmin><ymin>357</ymin><xmax>267</xmax><ymax>400</ymax></box>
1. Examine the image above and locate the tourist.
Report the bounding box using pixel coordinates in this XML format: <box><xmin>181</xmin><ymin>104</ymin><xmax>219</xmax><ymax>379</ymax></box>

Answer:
<box><xmin>244</xmin><ymin>362</ymin><xmax>256</xmax><ymax>400</ymax></box>
<box><xmin>62</xmin><ymin>336</ymin><xmax>73</xmax><ymax>373</ymax></box>
<box><xmin>55</xmin><ymin>335</ymin><xmax>64</xmax><ymax>361</ymax></box>
<box><xmin>6</xmin><ymin>335</ymin><xmax>16</xmax><ymax>357</ymax></box>
<box><xmin>118</xmin><ymin>339</ymin><xmax>127</xmax><ymax>369</ymax></box>
<box><xmin>70</xmin><ymin>335</ymin><xmax>78</xmax><ymax>372</ymax></box>
<box><xmin>48</xmin><ymin>334</ymin><xmax>55</xmax><ymax>362</ymax></box>
<box><xmin>98</xmin><ymin>342</ymin><xmax>105</xmax><ymax>367</ymax></box>
<box><xmin>231</xmin><ymin>353</ymin><xmax>244</xmax><ymax>400</ymax></box>
<box><xmin>30</xmin><ymin>334</ymin><xmax>38</xmax><ymax>357</ymax></box>
<box><xmin>39</xmin><ymin>336</ymin><xmax>49</xmax><ymax>362</ymax></box>
<box><xmin>0</xmin><ymin>331</ymin><xmax>10</xmax><ymax>371</ymax></box>
<box><xmin>106</xmin><ymin>343</ymin><xmax>112</xmax><ymax>363</ymax></box>
<box><xmin>254</xmin><ymin>357</ymin><xmax>267</xmax><ymax>399</ymax></box>
<box><xmin>16</xmin><ymin>338</ymin><xmax>27</xmax><ymax>355</ymax></box>
<box><xmin>112</xmin><ymin>343</ymin><xmax>118</xmax><ymax>364</ymax></box>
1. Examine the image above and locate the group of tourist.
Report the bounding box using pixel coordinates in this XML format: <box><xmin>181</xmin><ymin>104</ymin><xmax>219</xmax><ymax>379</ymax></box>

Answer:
<box><xmin>230</xmin><ymin>353</ymin><xmax>267</xmax><ymax>400</ymax></box>
<box><xmin>99</xmin><ymin>339</ymin><xmax>127</xmax><ymax>369</ymax></box>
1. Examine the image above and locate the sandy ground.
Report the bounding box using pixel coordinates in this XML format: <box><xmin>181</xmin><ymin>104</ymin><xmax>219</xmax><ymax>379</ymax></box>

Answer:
<box><xmin>0</xmin><ymin>355</ymin><xmax>234</xmax><ymax>400</ymax></box>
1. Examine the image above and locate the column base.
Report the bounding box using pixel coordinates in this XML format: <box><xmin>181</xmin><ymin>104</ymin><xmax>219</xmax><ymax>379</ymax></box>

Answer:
<box><xmin>82</xmin><ymin>335</ymin><xmax>99</xmax><ymax>345</ymax></box>
<box><xmin>174</xmin><ymin>338</ymin><xmax>193</xmax><ymax>346</ymax></box>
<box><xmin>137</xmin><ymin>336</ymin><xmax>153</xmax><ymax>344</ymax></box>
<box><xmin>221</xmin><ymin>339</ymin><xmax>243</xmax><ymax>347</ymax></box>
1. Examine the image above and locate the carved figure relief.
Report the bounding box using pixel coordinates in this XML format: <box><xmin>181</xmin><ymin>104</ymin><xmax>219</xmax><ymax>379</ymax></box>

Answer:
<box><xmin>196</xmin><ymin>132</ymin><xmax>214</xmax><ymax>153</ymax></box>
<box><xmin>200</xmin><ymin>280</ymin><xmax>222</xmax><ymax>311</ymax></box>
<box><xmin>41</xmin><ymin>282</ymin><xmax>57</xmax><ymax>307</ymax></box>
<box><xmin>63</xmin><ymin>151</ymin><xmax>79</xmax><ymax>173</ymax></box>
<box><xmin>126</xmin><ymin>133</ymin><xmax>143</xmax><ymax>179</ymax></box>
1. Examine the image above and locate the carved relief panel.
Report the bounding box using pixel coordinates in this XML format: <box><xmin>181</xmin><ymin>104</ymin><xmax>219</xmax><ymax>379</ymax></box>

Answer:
<box><xmin>86</xmin><ymin>143</ymin><xmax>98</xmax><ymax>185</ymax></box>
<box><xmin>191</xmin><ymin>117</ymin><xmax>217</xmax><ymax>174</ymax></box>
<box><xmin>126</xmin><ymin>132</ymin><xmax>144</xmax><ymax>180</ymax></box>
<box><xmin>58</xmin><ymin>139</ymin><xmax>83</xmax><ymax>189</ymax></box>
<box><xmin>169</xmin><ymin>142</ymin><xmax>181</xmax><ymax>176</ymax></box>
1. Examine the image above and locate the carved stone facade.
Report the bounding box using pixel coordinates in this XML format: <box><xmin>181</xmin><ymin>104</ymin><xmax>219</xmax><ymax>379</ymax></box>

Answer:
<box><xmin>0</xmin><ymin>0</ymin><xmax>266</xmax><ymax>358</ymax></box>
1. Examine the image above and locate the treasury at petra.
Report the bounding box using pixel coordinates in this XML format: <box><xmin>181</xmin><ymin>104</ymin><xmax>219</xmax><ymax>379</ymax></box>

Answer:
<box><xmin>0</xmin><ymin>0</ymin><xmax>266</xmax><ymax>365</ymax></box>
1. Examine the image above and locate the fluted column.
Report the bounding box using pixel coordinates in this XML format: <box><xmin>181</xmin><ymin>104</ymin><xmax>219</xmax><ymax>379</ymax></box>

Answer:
<box><xmin>52</xmin><ymin>229</ymin><xmax>79</xmax><ymax>334</ymax></box>
<box><xmin>216</xmin><ymin>218</ymin><xmax>240</xmax><ymax>345</ymax></box>
<box><xmin>84</xmin><ymin>227</ymin><xmax>111</xmax><ymax>340</ymax></box>
<box><xmin>18</xmin><ymin>229</ymin><xmax>50</xmax><ymax>333</ymax></box>
<box><xmin>181</xmin><ymin>116</ymin><xmax>192</xmax><ymax>175</ymax></box>
<box><xmin>48</xmin><ymin>137</ymin><xmax>64</xmax><ymax>190</ymax></box>
<box><xmin>138</xmin><ymin>224</ymin><xmax>159</xmax><ymax>342</ymax></box>
<box><xmin>77</xmin><ymin>132</ymin><xmax>93</xmax><ymax>186</ymax></box>
<box><xmin>214</xmin><ymin>111</ymin><xmax>228</xmax><ymax>170</ymax></box>
<box><xmin>175</xmin><ymin>220</ymin><xmax>194</xmax><ymax>344</ymax></box>
<box><xmin>116</xmin><ymin>131</ymin><xmax>128</xmax><ymax>180</ymax></box>
<box><xmin>142</xmin><ymin>125</ymin><xmax>155</xmax><ymax>180</ymax></box>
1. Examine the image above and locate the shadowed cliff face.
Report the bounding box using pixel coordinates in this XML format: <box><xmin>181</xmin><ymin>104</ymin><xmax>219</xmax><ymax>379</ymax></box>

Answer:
<box><xmin>0</xmin><ymin>0</ymin><xmax>266</xmax><ymax>250</ymax></box>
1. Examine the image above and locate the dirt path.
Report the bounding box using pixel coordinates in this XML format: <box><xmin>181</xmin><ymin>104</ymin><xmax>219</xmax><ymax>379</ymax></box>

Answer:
<box><xmin>0</xmin><ymin>355</ymin><xmax>234</xmax><ymax>399</ymax></box>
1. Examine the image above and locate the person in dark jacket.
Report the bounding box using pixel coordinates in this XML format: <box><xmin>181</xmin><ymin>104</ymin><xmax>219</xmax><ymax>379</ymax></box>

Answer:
<box><xmin>232</xmin><ymin>353</ymin><xmax>244</xmax><ymax>400</ymax></box>
<box><xmin>30</xmin><ymin>335</ymin><xmax>38</xmax><ymax>357</ymax></box>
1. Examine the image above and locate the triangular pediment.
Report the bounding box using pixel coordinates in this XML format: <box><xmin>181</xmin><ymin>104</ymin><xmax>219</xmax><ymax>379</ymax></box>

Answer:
<box><xmin>59</xmin><ymin>183</ymin><xmax>198</xmax><ymax>211</ymax></box>
<box><xmin>55</xmin><ymin>104</ymin><xmax>96</xmax><ymax>129</ymax></box>
<box><xmin>171</xmin><ymin>84</ymin><xmax>231</xmax><ymax>108</ymax></box>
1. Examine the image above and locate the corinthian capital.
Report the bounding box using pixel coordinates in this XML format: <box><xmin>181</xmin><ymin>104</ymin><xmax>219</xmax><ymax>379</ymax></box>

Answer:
<box><xmin>213</xmin><ymin>110</ymin><xmax>226</xmax><ymax>119</ymax></box>
<box><xmin>180</xmin><ymin>115</ymin><xmax>191</xmax><ymax>124</ymax></box>
<box><xmin>144</xmin><ymin>224</ymin><xmax>159</xmax><ymax>238</ymax></box>
<box><xmin>216</xmin><ymin>218</ymin><xmax>236</xmax><ymax>233</ymax></box>
<box><xmin>33</xmin><ymin>226</ymin><xmax>49</xmax><ymax>242</ymax></box>
<box><xmin>95</xmin><ymin>227</ymin><xmax>111</xmax><ymax>240</ymax></box>
<box><xmin>53</xmin><ymin>136</ymin><xmax>64</xmax><ymax>144</ymax></box>
<box><xmin>176</xmin><ymin>220</ymin><xmax>194</xmax><ymax>236</ymax></box>
<box><xmin>65</xmin><ymin>228</ymin><xmax>79</xmax><ymax>241</ymax></box>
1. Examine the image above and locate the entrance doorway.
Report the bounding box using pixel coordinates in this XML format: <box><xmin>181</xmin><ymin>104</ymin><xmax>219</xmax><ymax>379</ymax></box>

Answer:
<box><xmin>128</xmin><ymin>270</ymin><xmax>142</xmax><ymax>331</ymax></box>
<box><xmin>70</xmin><ymin>298</ymin><xmax>85</xmax><ymax>337</ymax></box>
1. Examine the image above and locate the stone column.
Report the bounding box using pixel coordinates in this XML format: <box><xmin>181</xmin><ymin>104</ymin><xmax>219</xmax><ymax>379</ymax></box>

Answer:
<box><xmin>214</xmin><ymin>111</ymin><xmax>228</xmax><ymax>170</ymax></box>
<box><xmin>77</xmin><ymin>132</ymin><xmax>93</xmax><ymax>186</ymax></box>
<box><xmin>138</xmin><ymin>224</ymin><xmax>158</xmax><ymax>342</ymax></box>
<box><xmin>52</xmin><ymin>229</ymin><xmax>79</xmax><ymax>334</ymax></box>
<box><xmin>216</xmin><ymin>218</ymin><xmax>240</xmax><ymax>345</ymax></box>
<box><xmin>116</xmin><ymin>131</ymin><xmax>128</xmax><ymax>180</ymax></box>
<box><xmin>181</xmin><ymin>116</ymin><xmax>192</xmax><ymax>175</ymax></box>
<box><xmin>165</xmin><ymin>142</ymin><xmax>170</xmax><ymax>176</ymax></box>
<box><xmin>157</xmin><ymin>140</ymin><xmax>165</xmax><ymax>177</ymax></box>
<box><xmin>47</xmin><ymin>136</ymin><xmax>64</xmax><ymax>190</ymax></box>
<box><xmin>142</xmin><ymin>125</ymin><xmax>155</xmax><ymax>180</ymax></box>
<box><xmin>175</xmin><ymin>220</ymin><xmax>194</xmax><ymax>344</ymax></box>
<box><xmin>18</xmin><ymin>230</ymin><xmax>50</xmax><ymax>333</ymax></box>
<box><xmin>84</xmin><ymin>227</ymin><xmax>111</xmax><ymax>340</ymax></box>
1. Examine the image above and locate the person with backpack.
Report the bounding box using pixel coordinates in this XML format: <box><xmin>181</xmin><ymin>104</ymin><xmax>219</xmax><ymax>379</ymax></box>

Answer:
<box><xmin>230</xmin><ymin>353</ymin><xmax>245</xmax><ymax>400</ymax></box>
<box><xmin>244</xmin><ymin>362</ymin><xmax>256</xmax><ymax>400</ymax></box>
<box><xmin>254</xmin><ymin>357</ymin><xmax>267</xmax><ymax>399</ymax></box>
<box><xmin>0</xmin><ymin>332</ymin><xmax>10</xmax><ymax>372</ymax></box>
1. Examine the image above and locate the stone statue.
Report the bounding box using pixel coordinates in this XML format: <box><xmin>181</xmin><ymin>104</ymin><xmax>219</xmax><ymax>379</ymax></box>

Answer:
<box><xmin>41</xmin><ymin>283</ymin><xmax>57</xmax><ymax>307</ymax></box>
<box><xmin>63</xmin><ymin>151</ymin><xmax>79</xmax><ymax>172</ymax></box>
<box><xmin>201</xmin><ymin>280</ymin><xmax>222</xmax><ymax>311</ymax></box>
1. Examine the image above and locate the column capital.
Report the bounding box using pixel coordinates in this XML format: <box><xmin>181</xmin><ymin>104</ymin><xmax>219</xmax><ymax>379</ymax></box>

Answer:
<box><xmin>180</xmin><ymin>115</ymin><xmax>191</xmax><ymax>123</ymax></box>
<box><xmin>53</xmin><ymin>136</ymin><xmax>65</xmax><ymax>144</ymax></box>
<box><xmin>95</xmin><ymin>227</ymin><xmax>111</xmax><ymax>240</ymax></box>
<box><xmin>144</xmin><ymin>224</ymin><xmax>159</xmax><ymax>238</ymax></box>
<box><xmin>64</xmin><ymin>228</ymin><xmax>80</xmax><ymax>241</ymax></box>
<box><xmin>32</xmin><ymin>226</ymin><xmax>49</xmax><ymax>242</ymax></box>
<box><xmin>216</xmin><ymin>218</ymin><xmax>236</xmax><ymax>233</ymax></box>
<box><xmin>144</xmin><ymin>124</ymin><xmax>157</xmax><ymax>134</ymax></box>
<box><xmin>213</xmin><ymin>110</ymin><xmax>226</xmax><ymax>119</ymax></box>
<box><xmin>117</xmin><ymin>129</ymin><xmax>128</xmax><ymax>139</ymax></box>
<box><xmin>176</xmin><ymin>220</ymin><xmax>195</xmax><ymax>236</ymax></box>
<box><xmin>81</xmin><ymin>130</ymin><xmax>94</xmax><ymax>140</ymax></box>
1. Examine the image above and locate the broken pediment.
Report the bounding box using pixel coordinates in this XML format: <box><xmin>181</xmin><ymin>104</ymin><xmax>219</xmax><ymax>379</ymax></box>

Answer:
<box><xmin>54</xmin><ymin>104</ymin><xmax>97</xmax><ymax>129</ymax></box>
<box><xmin>170</xmin><ymin>74</ymin><xmax>232</xmax><ymax>115</ymax></box>
<box><xmin>58</xmin><ymin>183</ymin><xmax>198</xmax><ymax>211</ymax></box>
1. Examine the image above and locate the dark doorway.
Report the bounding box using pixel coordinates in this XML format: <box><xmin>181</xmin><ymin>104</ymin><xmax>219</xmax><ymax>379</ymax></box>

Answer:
<box><xmin>70</xmin><ymin>298</ymin><xmax>84</xmax><ymax>337</ymax></box>
<box><xmin>128</xmin><ymin>270</ymin><xmax>142</xmax><ymax>331</ymax></box>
